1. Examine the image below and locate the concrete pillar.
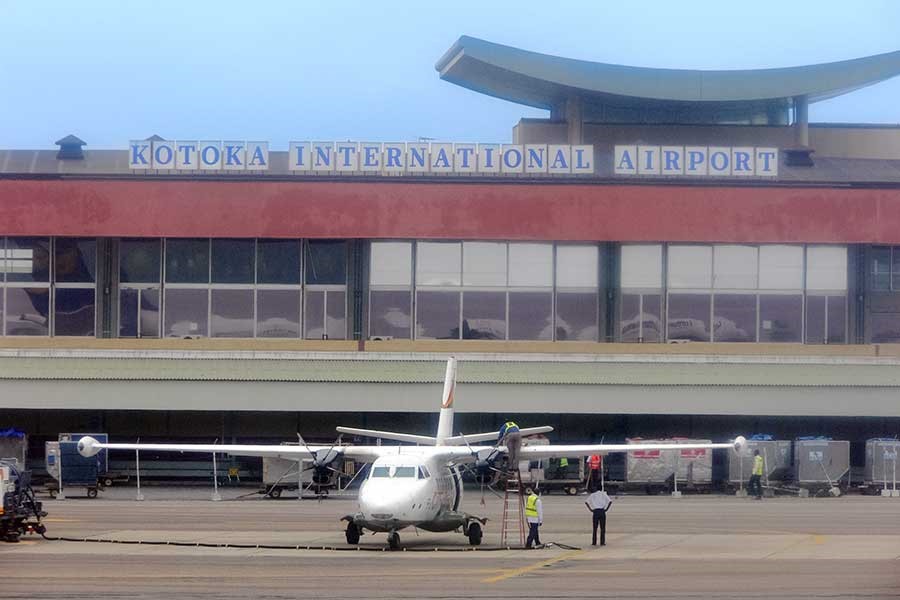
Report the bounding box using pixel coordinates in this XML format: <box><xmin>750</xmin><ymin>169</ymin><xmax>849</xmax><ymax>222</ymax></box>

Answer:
<box><xmin>794</xmin><ymin>95</ymin><xmax>809</xmax><ymax>147</ymax></box>
<box><xmin>565</xmin><ymin>96</ymin><xmax>584</xmax><ymax>144</ymax></box>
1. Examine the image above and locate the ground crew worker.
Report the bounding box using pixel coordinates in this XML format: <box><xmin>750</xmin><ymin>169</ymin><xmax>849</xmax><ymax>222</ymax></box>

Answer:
<box><xmin>585</xmin><ymin>488</ymin><xmax>613</xmax><ymax>546</ymax></box>
<box><xmin>524</xmin><ymin>486</ymin><xmax>542</xmax><ymax>549</ymax></box>
<box><xmin>749</xmin><ymin>449</ymin><xmax>764</xmax><ymax>500</ymax></box>
<box><xmin>556</xmin><ymin>457</ymin><xmax>569</xmax><ymax>479</ymax></box>
<box><xmin>498</xmin><ymin>421</ymin><xmax>519</xmax><ymax>444</ymax></box>
<box><xmin>587</xmin><ymin>454</ymin><xmax>602</xmax><ymax>491</ymax></box>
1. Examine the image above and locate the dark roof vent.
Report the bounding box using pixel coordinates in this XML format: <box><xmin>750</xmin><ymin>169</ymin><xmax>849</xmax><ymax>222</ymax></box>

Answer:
<box><xmin>55</xmin><ymin>134</ymin><xmax>86</xmax><ymax>160</ymax></box>
<box><xmin>783</xmin><ymin>147</ymin><xmax>815</xmax><ymax>167</ymax></box>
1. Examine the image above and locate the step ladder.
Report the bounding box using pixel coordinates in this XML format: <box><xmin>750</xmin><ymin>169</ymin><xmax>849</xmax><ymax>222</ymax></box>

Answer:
<box><xmin>499</xmin><ymin>469</ymin><xmax>525</xmax><ymax>548</ymax></box>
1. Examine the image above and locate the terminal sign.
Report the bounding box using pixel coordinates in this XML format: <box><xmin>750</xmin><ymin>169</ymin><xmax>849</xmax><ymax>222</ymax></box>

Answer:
<box><xmin>128</xmin><ymin>140</ymin><xmax>595</xmax><ymax>175</ymax></box>
<box><xmin>614</xmin><ymin>145</ymin><xmax>778</xmax><ymax>177</ymax></box>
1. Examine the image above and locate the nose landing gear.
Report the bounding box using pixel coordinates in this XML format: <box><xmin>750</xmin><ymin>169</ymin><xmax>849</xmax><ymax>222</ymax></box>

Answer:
<box><xmin>466</xmin><ymin>522</ymin><xmax>483</xmax><ymax>546</ymax></box>
<box><xmin>345</xmin><ymin>521</ymin><xmax>361</xmax><ymax>545</ymax></box>
<box><xmin>387</xmin><ymin>531</ymin><xmax>400</xmax><ymax>551</ymax></box>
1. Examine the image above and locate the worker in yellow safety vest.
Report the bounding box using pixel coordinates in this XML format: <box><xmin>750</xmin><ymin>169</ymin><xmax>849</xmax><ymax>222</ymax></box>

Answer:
<box><xmin>524</xmin><ymin>487</ymin><xmax>543</xmax><ymax>549</ymax></box>
<box><xmin>556</xmin><ymin>457</ymin><xmax>569</xmax><ymax>479</ymax></box>
<box><xmin>748</xmin><ymin>450</ymin><xmax>764</xmax><ymax>500</ymax></box>
<box><xmin>498</xmin><ymin>421</ymin><xmax>519</xmax><ymax>444</ymax></box>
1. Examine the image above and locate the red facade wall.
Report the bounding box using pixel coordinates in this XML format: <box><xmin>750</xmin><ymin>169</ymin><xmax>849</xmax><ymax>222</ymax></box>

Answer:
<box><xmin>2</xmin><ymin>178</ymin><xmax>900</xmax><ymax>243</ymax></box>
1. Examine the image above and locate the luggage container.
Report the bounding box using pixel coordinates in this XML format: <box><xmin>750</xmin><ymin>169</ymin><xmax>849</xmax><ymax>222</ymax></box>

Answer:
<box><xmin>864</xmin><ymin>439</ymin><xmax>899</xmax><ymax>496</ymax></box>
<box><xmin>793</xmin><ymin>438</ymin><xmax>850</xmax><ymax>487</ymax></box>
<box><xmin>626</xmin><ymin>438</ymin><xmax>713</xmax><ymax>491</ymax></box>
<box><xmin>0</xmin><ymin>429</ymin><xmax>27</xmax><ymax>470</ymax></box>
<box><xmin>728</xmin><ymin>438</ymin><xmax>792</xmax><ymax>484</ymax></box>
<box><xmin>261</xmin><ymin>456</ymin><xmax>311</xmax><ymax>498</ymax></box>
<box><xmin>45</xmin><ymin>440</ymin><xmax>104</xmax><ymax>498</ymax></box>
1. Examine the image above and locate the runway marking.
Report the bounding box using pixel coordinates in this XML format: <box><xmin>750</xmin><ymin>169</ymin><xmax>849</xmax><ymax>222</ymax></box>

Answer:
<box><xmin>814</xmin><ymin>535</ymin><xmax>826</xmax><ymax>545</ymax></box>
<box><xmin>43</xmin><ymin>518</ymin><xmax>81</xmax><ymax>523</ymax></box>
<box><xmin>481</xmin><ymin>549</ymin><xmax>583</xmax><ymax>583</ymax></box>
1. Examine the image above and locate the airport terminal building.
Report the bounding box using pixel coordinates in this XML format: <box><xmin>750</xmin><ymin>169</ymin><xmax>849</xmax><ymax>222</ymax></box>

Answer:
<box><xmin>3</xmin><ymin>37</ymin><xmax>900</xmax><ymax>464</ymax></box>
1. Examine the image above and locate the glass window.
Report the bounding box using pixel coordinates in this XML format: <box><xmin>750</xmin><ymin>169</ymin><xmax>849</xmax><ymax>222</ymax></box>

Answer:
<box><xmin>393</xmin><ymin>466</ymin><xmax>416</xmax><ymax>478</ymax></box>
<box><xmin>556</xmin><ymin>245</ymin><xmax>598</xmax><ymax>288</ymax></box>
<box><xmin>257</xmin><ymin>240</ymin><xmax>301</xmax><ymax>285</ymax></box>
<box><xmin>164</xmin><ymin>288</ymin><xmax>208</xmax><ymax>337</ymax></box>
<box><xmin>120</xmin><ymin>239</ymin><xmax>161</xmax><ymax>284</ymax></box>
<box><xmin>619</xmin><ymin>293</ymin><xmax>641</xmax><ymax>342</ymax></box>
<box><xmin>326</xmin><ymin>291</ymin><xmax>347</xmax><ymax>340</ymax></box>
<box><xmin>256</xmin><ymin>289</ymin><xmax>300</xmax><ymax>338</ymax></box>
<box><xmin>370</xmin><ymin>242</ymin><xmax>412</xmax><ymax>286</ymax></box>
<box><xmin>210</xmin><ymin>289</ymin><xmax>254</xmax><ymax>337</ymax></box>
<box><xmin>509</xmin><ymin>243</ymin><xmax>553</xmax><ymax>287</ymax></box>
<box><xmin>507</xmin><ymin>291</ymin><xmax>552</xmax><ymax>340</ymax></box>
<box><xmin>212</xmin><ymin>239</ymin><xmax>254</xmax><ymax>284</ymax></box>
<box><xmin>713</xmin><ymin>245</ymin><xmax>757</xmax><ymax>289</ymax></box>
<box><xmin>306</xmin><ymin>241</ymin><xmax>347</xmax><ymax>285</ymax></box>
<box><xmin>807</xmin><ymin>246</ymin><xmax>847</xmax><ymax>291</ymax></box>
<box><xmin>462</xmin><ymin>291</ymin><xmax>505</xmax><ymax>339</ymax></box>
<box><xmin>416</xmin><ymin>291</ymin><xmax>460</xmax><ymax>339</ymax></box>
<box><xmin>759</xmin><ymin>295</ymin><xmax>803</xmax><ymax>342</ymax></box>
<box><xmin>642</xmin><ymin>295</ymin><xmax>663</xmax><ymax>342</ymax></box>
<box><xmin>668</xmin><ymin>246</ymin><xmax>712</xmax><ymax>289</ymax></box>
<box><xmin>5</xmin><ymin>288</ymin><xmax>49</xmax><ymax>335</ymax></box>
<box><xmin>806</xmin><ymin>295</ymin><xmax>826</xmax><ymax>345</ymax></box>
<box><xmin>712</xmin><ymin>294</ymin><xmax>756</xmax><ymax>342</ymax></box>
<box><xmin>369</xmin><ymin>290</ymin><xmax>411</xmax><ymax>339</ymax></box>
<box><xmin>870</xmin><ymin>314</ymin><xmax>900</xmax><ymax>343</ymax></box>
<box><xmin>5</xmin><ymin>238</ymin><xmax>51</xmax><ymax>283</ymax></box>
<box><xmin>759</xmin><ymin>245</ymin><xmax>803</xmax><ymax>290</ymax></box>
<box><xmin>304</xmin><ymin>290</ymin><xmax>325</xmax><ymax>339</ymax></box>
<box><xmin>463</xmin><ymin>242</ymin><xmax>507</xmax><ymax>286</ymax></box>
<box><xmin>416</xmin><ymin>242</ymin><xmax>461</xmax><ymax>286</ymax></box>
<box><xmin>667</xmin><ymin>293</ymin><xmax>711</xmax><ymax>341</ymax></box>
<box><xmin>871</xmin><ymin>247</ymin><xmax>891</xmax><ymax>291</ymax></box>
<box><xmin>826</xmin><ymin>295</ymin><xmax>847</xmax><ymax>344</ymax></box>
<box><xmin>165</xmin><ymin>239</ymin><xmax>209</xmax><ymax>284</ymax></box>
<box><xmin>371</xmin><ymin>466</ymin><xmax>391</xmax><ymax>478</ymax></box>
<box><xmin>621</xmin><ymin>245</ymin><xmax>662</xmax><ymax>289</ymax></box>
<box><xmin>54</xmin><ymin>289</ymin><xmax>95</xmax><ymax>336</ymax></box>
<box><xmin>54</xmin><ymin>238</ymin><xmax>96</xmax><ymax>283</ymax></box>
<box><xmin>555</xmin><ymin>291</ymin><xmax>598</xmax><ymax>341</ymax></box>
<box><xmin>418</xmin><ymin>466</ymin><xmax>430</xmax><ymax>479</ymax></box>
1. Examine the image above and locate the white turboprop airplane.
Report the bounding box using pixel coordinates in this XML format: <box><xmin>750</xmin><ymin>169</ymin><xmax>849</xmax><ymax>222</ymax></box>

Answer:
<box><xmin>78</xmin><ymin>357</ymin><xmax>747</xmax><ymax>550</ymax></box>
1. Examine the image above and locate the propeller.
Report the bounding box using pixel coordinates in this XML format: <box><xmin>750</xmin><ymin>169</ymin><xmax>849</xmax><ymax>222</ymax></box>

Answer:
<box><xmin>457</xmin><ymin>432</ymin><xmax>505</xmax><ymax>505</ymax></box>
<box><xmin>296</xmin><ymin>433</ymin><xmax>345</xmax><ymax>498</ymax></box>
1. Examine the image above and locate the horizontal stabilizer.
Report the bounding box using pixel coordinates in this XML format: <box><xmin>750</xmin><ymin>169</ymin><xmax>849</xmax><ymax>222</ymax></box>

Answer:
<box><xmin>335</xmin><ymin>426</ymin><xmax>438</xmax><ymax>446</ymax></box>
<box><xmin>442</xmin><ymin>426</ymin><xmax>554</xmax><ymax>446</ymax></box>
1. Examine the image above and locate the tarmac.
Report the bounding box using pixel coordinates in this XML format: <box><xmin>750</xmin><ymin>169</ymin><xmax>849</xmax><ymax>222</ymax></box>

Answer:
<box><xmin>3</xmin><ymin>485</ymin><xmax>900</xmax><ymax>599</ymax></box>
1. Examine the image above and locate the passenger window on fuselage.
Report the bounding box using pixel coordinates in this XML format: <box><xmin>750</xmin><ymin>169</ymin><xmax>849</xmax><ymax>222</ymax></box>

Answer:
<box><xmin>371</xmin><ymin>466</ymin><xmax>391</xmax><ymax>478</ymax></box>
<box><xmin>393</xmin><ymin>466</ymin><xmax>416</xmax><ymax>478</ymax></box>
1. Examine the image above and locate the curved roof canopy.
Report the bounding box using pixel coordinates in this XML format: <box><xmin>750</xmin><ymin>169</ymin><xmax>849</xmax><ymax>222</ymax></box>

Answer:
<box><xmin>436</xmin><ymin>36</ymin><xmax>900</xmax><ymax>122</ymax></box>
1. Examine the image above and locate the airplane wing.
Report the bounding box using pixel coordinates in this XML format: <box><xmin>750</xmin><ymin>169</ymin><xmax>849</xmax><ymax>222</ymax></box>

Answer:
<box><xmin>518</xmin><ymin>436</ymin><xmax>747</xmax><ymax>460</ymax></box>
<box><xmin>441</xmin><ymin>426</ymin><xmax>554</xmax><ymax>446</ymax></box>
<box><xmin>76</xmin><ymin>437</ymin><xmax>400</xmax><ymax>463</ymax></box>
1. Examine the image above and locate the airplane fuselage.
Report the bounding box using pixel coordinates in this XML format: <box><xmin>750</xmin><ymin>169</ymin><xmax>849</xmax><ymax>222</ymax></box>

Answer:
<box><xmin>353</xmin><ymin>454</ymin><xmax>466</xmax><ymax>533</ymax></box>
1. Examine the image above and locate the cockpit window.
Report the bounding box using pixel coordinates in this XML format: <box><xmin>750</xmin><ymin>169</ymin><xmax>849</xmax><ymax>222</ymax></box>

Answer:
<box><xmin>418</xmin><ymin>466</ymin><xmax>430</xmax><ymax>479</ymax></box>
<box><xmin>371</xmin><ymin>466</ymin><xmax>391</xmax><ymax>478</ymax></box>
<box><xmin>393</xmin><ymin>466</ymin><xmax>417</xmax><ymax>478</ymax></box>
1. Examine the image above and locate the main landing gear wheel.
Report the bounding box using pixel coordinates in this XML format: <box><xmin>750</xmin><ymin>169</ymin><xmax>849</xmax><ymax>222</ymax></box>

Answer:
<box><xmin>467</xmin><ymin>522</ymin><xmax>483</xmax><ymax>546</ymax></box>
<box><xmin>345</xmin><ymin>521</ymin><xmax>361</xmax><ymax>545</ymax></box>
<box><xmin>387</xmin><ymin>531</ymin><xmax>400</xmax><ymax>551</ymax></box>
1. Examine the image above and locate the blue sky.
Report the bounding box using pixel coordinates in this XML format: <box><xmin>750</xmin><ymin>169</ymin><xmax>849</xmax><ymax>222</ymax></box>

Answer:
<box><xmin>2</xmin><ymin>1</ymin><xmax>899</xmax><ymax>149</ymax></box>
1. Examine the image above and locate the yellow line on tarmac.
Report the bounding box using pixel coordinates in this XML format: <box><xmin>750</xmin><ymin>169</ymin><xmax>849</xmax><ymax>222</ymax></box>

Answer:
<box><xmin>43</xmin><ymin>518</ymin><xmax>81</xmax><ymax>523</ymax></box>
<box><xmin>482</xmin><ymin>549</ymin><xmax>583</xmax><ymax>584</ymax></box>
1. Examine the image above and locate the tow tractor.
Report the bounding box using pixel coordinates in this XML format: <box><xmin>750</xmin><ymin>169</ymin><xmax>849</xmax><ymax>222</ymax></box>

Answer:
<box><xmin>1</xmin><ymin>460</ymin><xmax>47</xmax><ymax>542</ymax></box>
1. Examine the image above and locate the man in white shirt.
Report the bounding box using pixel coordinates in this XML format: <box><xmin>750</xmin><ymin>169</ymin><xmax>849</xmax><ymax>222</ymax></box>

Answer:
<box><xmin>585</xmin><ymin>489</ymin><xmax>613</xmax><ymax>546</ymax></box>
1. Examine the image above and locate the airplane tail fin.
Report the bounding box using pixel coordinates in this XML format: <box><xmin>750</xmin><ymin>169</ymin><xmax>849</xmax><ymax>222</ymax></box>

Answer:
<box><xmin>435</xmin><ymin>357</ymin><xmax>456</xmax><ymax>445</ymax></box>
